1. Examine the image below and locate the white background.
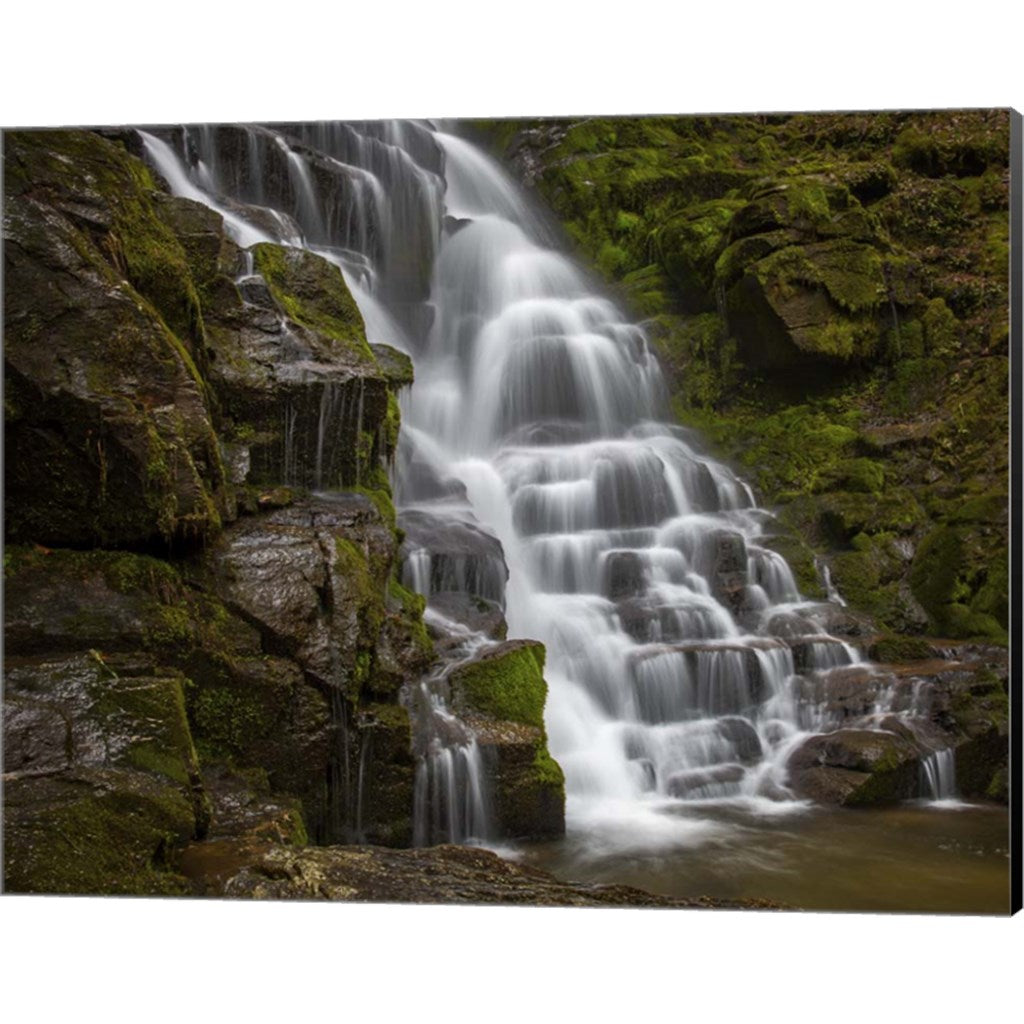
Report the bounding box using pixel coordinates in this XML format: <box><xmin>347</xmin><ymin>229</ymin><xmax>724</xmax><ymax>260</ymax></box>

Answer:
<box><xmin>2</xmin><ymin>3</ymin><xmax>1021</xmax><ymax>1021</ymax></box>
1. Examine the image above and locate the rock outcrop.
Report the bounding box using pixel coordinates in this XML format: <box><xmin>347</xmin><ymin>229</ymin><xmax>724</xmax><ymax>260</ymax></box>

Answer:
<box><xmin>3</xmin><ymin>127</ymin><xmax>567</xmax><ymax>896</ymax></box>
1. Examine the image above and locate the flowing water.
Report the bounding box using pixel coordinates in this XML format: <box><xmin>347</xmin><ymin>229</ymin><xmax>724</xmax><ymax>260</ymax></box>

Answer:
<box><xmin>138</xmin><ymin>119</ymin><xmax>1007</xmax><ymax>908</ymax></box>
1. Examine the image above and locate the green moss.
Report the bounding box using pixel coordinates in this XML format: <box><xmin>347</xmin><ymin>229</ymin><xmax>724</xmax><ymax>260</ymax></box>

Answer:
<box><xmin>333</xmin><ymin>536</ymin><xmax>388</xmax><ymax>695</ymax></box>
<box><xmin>985</xmin><ymin>766</ymin><xmax>1008</xmax><ymax>802</ymax></box>
<box><xmin>191</xmin><ymin>685</ymin><xmax>271</xmax><ymax>758</ymax></box>
<box><xmin>4</xmin><ymin>777</ymin><xmax>194</xmax><ymax>896</ymax></box>
<box><xmin>351</xmin><ymin>485</ymin><xmax>396</xmax><ymax>530</ymax></box>
<box><xmin>252</xmin><ymin>243</ymin><xmax>374</xmax><ymax>364</ymax></box>
<box><xmin>909</xmin><ymin>525</ymin><xmax>1007</xmax><ymax>639</ymax></box>
<box><xmin>451</xmin><ymin>643</ymin><xmax>548</xmax><ymax>728</ymax></box>
<box><xmin>382</xmin><ymin>392</ymin><xmax>402</xmax><ymax>460</ymax></box>
<box><xmin>654</xmin><ymin>199</ymin><xmax>744</xmax><ymax>309</ymax></box>
<box><xmin>532</xmin><ymin>744</ymin><xmax>565</xmax><ymax>791</ymax></box>
<box><xmin>92</xmin><ymin>672</ymin><xmax>199</xmax><ymax>788</ymax></box>
<box><xmin>830</xmin><ymin>457</ymin><xmax>885</xmax><ymax>495</ymax></box>
<box><xmin>921</xmin><ymin>297</ymin><xmax>959</xmax><ymax>357</ymax></box>
<box><xmin>884</xmin><ymin>357</ymin><xmax>948</xmax><ymax>414</ymax></box>
<box><xmin>870</xmin><ymin>634</ymin><xmax>935</xmax><ymax>663</ymax></box>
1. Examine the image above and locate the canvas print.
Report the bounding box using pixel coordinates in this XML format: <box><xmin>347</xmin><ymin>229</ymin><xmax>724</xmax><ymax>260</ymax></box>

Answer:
<box><xmin>2</xmin><ymin>111</ymin><xmax>1018</xmax><ymax>912</ymax></box>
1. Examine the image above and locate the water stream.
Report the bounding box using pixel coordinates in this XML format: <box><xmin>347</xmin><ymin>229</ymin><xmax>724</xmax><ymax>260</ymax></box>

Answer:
<box><xmin>137</xmin><ymin>119</ymin><xmax>991</xmax><ymax>870</ymax></box>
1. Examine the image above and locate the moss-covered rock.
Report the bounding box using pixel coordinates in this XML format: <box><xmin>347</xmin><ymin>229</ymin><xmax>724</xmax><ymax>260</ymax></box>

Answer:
<box><xmin>786</xmin><ymin>728</ymin><xmax>923</xmax><ymax>806</ymax></box>
<box><xmin>201</xmin><ymin>240</ymin><xmax>391</xmax><ymax>491</ymax></box>
<box><xmin>3</xmin><ymin>129</ymin><xmax>230</xmax><ymax>548</ymax></box>
<box><xmin>3</xmin><ymin>770</ymin><xmax>195</xmax><ymax>895</ymax></box>
<box><xmin>252</xmin><ymin>243</ymin><xmax>374</xmax><ymax>364</ymax></box>
<box><xmin>449</xmin><ymin>640</ymin><xmax>547</xmax><ymax>727</ymax></box>
<box><xmin>448</xmin><ymin>641</ymin><xmax>564</xmax><ymax>838</ymax></box>
<box><xmin>3</xmin><ymin>650</ymin><xmax>207</xmax><ymax>894</ymax></box>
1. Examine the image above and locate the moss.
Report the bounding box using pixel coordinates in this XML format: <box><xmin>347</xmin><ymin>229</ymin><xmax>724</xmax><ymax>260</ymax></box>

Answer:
<box><xmin>191</xmin><ymin>685</ymin><xmax>272</xmax><ymax>759</ymax></box>
<box><xmin>351</xmin><ymin>485</ymin><xmax>397</xmax><ymax>530</ymax></box>
<box><xmin>760</xmin><ymin>532</ymin><xmax>825</xmax><ymax>599</ymax></box>
<box><xmin>885</xmin><ymin>356</ymin><xmax>953</xmax><ymax>415</ymax></box>
<box><xmin>654</xmin><ymin>199</ymin><xmax>744</xmax><ymax>310</ymax></box>
<box><xmin>382</xmin><ymin>391</ymin><xmax>402</xmax><ymax>460</ymax></box>
<box><xmin>252</xmin><ymin>243</ymin><xmax>375</xmax><ymax>364</ymax></box>
<box><xmin>870</xmin><ymin>634</ymin><xmax>935</xmax><ymax>663</ymax></box>
<box><xmin>450</xmin><ymin>643</ymin><xmax>548</xmax><ymax>729</ymax></box>
<box><xmin>649</xmin><ymin>312</ymin><xmax>738</xmax><ymax>410</ymax></box>
<box><xmin>985</xmin><ymin>766</ymin><xmax>1008</xmax><ymax>802</ymax></box>
<box><xmin>829</xmin><ymin>457</ymin><xmax>885</xmax><ymax>495</ymax></box>
<box><xmin>921</xmin><ymin>297</ymin><xmax>959</xmax><ymax>357</ymax></box>
<box><xmin>909</xmin><ymin>525</ymin><xmax>1007</xmax><ymax>640</ymax></box>
<box><xmin>92</xmin><ymin>671</ymin><xmax>200</xmax><ymax>787</ymax></box>
<box><xmin>532</xmin><ymin>744</ymin><xmax>565</xmax><ymax>791</ymax></box>
<box><xmin>333</xmin><ymin>536</ymin><xmax>387</xmax><ymax>695</ymax></box>
<box><xmin>3</xmin><ymin>775</ymin><xmax>194</xmax><ymax>896</ymax></box>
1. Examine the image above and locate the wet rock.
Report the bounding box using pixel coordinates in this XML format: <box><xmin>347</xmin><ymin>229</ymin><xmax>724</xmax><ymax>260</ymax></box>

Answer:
<box><xmin>426</xmin><ymin>591</ymin><xmax>508</xmax><ymax>642</ymax></box>
<box><xmin>789</xmin><ymin>636</ymin><xmax>855</xmax><ymax>673</ymax></box>
<box><xmin>399</xmin><ymin>509</ymin><xmax>509</xmax><ymax>605</ymax></box>
<box><xmin>3</xmin><ymin>129</ymin><xmax>230</xmax><ymax>548</ymax></box>
<box><xmin>203</xmin><ymin>242</ymin><xmax>390</xmax><ymax>490</ymax></box>
<box><xmin>763</xmin><ymin>610</ymin><xmax>820</xmax><ymax>639</ymax></box>
<box><xmin>207</xmin><ymin>494</ymin><xmax>397</xmax><ymax>688</ymax></box>
<box><xmin>3</xmin><ymin>651</ymin><xmax>208</xmax><ymax>894</ymax></box>
<box><xmin>717</xmin><ymin>716</ymin><xmax>764</xmax><ymax>763</ymax></box>
<box><xmin>666</xmin><ymin>763</ymin><xmax>745</xmax><ymax>798</ymax></box>
<box><xmin>179</xmin><ymin>839</ymin><xmax>782</xmax><ymax>907</ymax></box>
<box><xmin>203</xmin><ymin>765</ymin><xmax>309</xmax><ymax>846</ymax></box>
<box><xmin>447</xmin><ymin>641</ymin><xmax>564</xmax><ymax>839</ymax></box>
<box><xmin>604</xmin><ymin>551</ymin><xmax>645</xmax><ymax>599</ymax></box>
<box><xmin>3</xmin><ymin>697</ymin><xmax>71</xmax><ymax>777</ymax></box>
<box><xmin>787</xmin><ymin>728</ymin><xmax>923</xmax><ymax>805</ymax></box>
<box><xmin>709</xmin><ymin>529</ymin><xmax>748</xmax><ymax>611</ymax></box>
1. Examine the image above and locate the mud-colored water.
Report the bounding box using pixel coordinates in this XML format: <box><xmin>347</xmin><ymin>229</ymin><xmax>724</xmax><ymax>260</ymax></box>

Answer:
<box><xmin>521</xmin><ymin>802</ymin><xmax>1010</xmax><ymax>914</ymax></box>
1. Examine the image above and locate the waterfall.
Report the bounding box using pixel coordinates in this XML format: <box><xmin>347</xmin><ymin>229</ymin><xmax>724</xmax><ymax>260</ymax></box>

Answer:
<box><xmin>138</xmin><ymin>118</ymin><xmax>960</xmax><ymax>850</ymax></box>
<box><xmin>920</xmin><ymin>747</ymin><xmax>959</xmax><ymax>802</ymax></box>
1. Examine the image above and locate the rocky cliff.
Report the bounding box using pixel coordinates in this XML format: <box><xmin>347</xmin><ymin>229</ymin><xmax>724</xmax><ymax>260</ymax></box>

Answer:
<box><xmin>3</xmin><ymin>128</ymin><xmax>563</xmax><ymax>895</ymax></box>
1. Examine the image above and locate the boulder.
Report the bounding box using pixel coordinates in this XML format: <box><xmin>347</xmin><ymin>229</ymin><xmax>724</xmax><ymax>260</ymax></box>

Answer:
<box><xmin>604</xmin><ymin>550</ymin><xmax>645</xmax><ymax>599</ymax></box>
<box><xmin>787</xmin><ymin>727</ymin><xmax>923</xmax><ymax>805</ymax></box>
<box><xmin>447</xmin><ymin>641</ymin><xmax>565</xmax><ymax>839</ymax></box>
<box><xmin>398</xmin><ymin>509</ymin><xmax>509</xmax><ymax>605</ymax></box>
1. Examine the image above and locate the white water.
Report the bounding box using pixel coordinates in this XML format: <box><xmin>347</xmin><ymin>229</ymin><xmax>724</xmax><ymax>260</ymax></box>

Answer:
<box><xmin>138</xmin><ymin>119</ymin><xmax>961</xmax><ymax>850</ymax></box>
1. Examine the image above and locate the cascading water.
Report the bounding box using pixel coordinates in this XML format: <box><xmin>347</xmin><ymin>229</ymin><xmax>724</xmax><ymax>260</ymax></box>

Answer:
<box><xmin>920</xmin><ymin>747</ymin><xmax>959</xmax><ymax>803</ymax></box>
<box><xmin>138</xmin><ymin>118</ymin><xmax>963</xmax><ymax>854</ymax></box>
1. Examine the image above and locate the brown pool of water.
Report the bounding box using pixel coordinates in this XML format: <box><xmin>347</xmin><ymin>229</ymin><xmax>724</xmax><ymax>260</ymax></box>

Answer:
<box><xmin>520</xmin><ymin>802</ymin><xmax>1011</xmax><ymax>915</ymax></box>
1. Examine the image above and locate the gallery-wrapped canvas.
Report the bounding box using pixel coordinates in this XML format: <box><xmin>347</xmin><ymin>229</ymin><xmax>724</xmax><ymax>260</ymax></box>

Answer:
<box><xmin>2</xmin><ymin>110</ymin><xmax>1019</xmax><ymax>913</ymax></box>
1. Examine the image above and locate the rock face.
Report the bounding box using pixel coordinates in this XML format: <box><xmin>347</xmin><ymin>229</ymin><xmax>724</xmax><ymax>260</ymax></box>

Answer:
<box><xmin>3</xmin><ymin>127</ymin><xmax>569</xmax><ymax>895</ymax></box>
<box><xmin>4</xmin><ymin>130</ymin><xmax>230</xmax><ymax>549</ymax></box>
